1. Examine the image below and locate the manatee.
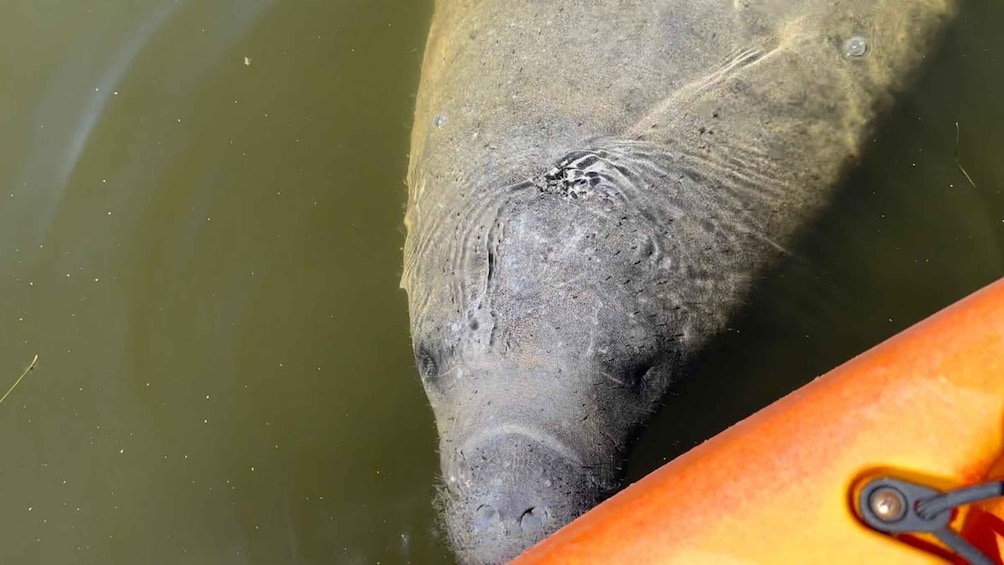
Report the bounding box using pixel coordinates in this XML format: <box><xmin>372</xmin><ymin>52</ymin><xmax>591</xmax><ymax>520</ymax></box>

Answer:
<box><xmin>401</xmin><ymin>1</ymin><xmax>957</xmax><ymax>563</ymax></box>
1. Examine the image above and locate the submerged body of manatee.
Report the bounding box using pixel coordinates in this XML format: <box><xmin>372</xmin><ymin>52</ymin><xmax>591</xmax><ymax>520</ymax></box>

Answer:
<box><xmin>402</xmin><ymin>0</ymin><xmax>958</xmax><ymax>563</ymax></box>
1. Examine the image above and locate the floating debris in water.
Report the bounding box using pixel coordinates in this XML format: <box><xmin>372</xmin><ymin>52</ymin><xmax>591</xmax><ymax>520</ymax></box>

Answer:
<box><xmin>954</xmin><ymin>122</ymin><xmax>977</xmax><ymax>188</ymax></box>
<box><xmin>844</xmin><ymin>36</ymin><xmax>869</xmax><ymax>58</ymax></box>
<box><xmin>0</xmin><ymin>354</ymin><xmax>38</xmax><ymax>405</ymax></box>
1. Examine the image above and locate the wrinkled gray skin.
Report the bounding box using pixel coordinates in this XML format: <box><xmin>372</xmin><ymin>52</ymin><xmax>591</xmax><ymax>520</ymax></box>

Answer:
<box><xmin>401</xmin><ymin>1</ymin><xmax>956</xmax><ymax>563</ymax></box>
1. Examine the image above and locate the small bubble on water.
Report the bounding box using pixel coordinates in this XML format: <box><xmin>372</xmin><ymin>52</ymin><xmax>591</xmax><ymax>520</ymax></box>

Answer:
<box><xmin>433</xmin><ymin>114</ymin><xmax>447</xmax><ymax>128</ymax></box>
<box><xmin>844</xmin><ymin>36</ymin><xmax>869</xmax><ymax>58</ymax></box>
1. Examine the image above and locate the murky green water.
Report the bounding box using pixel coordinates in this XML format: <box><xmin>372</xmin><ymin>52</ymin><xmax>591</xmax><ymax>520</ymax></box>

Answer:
<box><xmin>0</xmin><ymin>1</ymin><xmax>446</xmax><ymax>563</ymax></box>
<box><xmin>0</xmin><ymin>1</ymin><xmax>1000</xmax><ymax>564</ymax></box>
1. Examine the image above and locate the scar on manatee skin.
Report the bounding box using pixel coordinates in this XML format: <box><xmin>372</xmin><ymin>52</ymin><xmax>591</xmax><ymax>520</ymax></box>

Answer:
<box><xmin>954</xmin><ymin>122</ymin><xmax>977</xmax><ymax>188</ymax></box>
<box><xmin>0</xmin><ymin>354</ymin><xmax>38</xmax><ymax>406</ymax></box>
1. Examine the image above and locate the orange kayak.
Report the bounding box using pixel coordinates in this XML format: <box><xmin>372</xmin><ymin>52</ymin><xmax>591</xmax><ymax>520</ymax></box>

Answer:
<box><xmin>515</xmin><ymin>277</ymin><xmax>1004</xmax><ymax>564</ymax></box>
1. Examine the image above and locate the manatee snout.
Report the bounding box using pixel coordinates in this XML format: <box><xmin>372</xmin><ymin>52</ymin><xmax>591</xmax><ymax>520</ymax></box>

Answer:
<box><xmin>438</xmin><ymin>430</ymin><xmax>608</xmax><ymax>564</ymax></box>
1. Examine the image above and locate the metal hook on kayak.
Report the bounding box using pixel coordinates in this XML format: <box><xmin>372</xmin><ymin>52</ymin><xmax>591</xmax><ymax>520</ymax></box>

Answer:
<box><xmin>856</xmin><ymin>476</ymin><xmax>1004</xmax><ymax>565</ymax></box>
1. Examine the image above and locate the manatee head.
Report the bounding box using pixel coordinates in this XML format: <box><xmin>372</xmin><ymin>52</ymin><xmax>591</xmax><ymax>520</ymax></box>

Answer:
<box><xmin>403</xmin><ymin>146</ymin><xmax>732</xmax><ymax>563</ymax></box>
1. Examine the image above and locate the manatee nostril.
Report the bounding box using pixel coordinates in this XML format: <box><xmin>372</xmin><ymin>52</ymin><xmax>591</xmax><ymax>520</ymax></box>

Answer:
<box><xmin>474</xmin><ymin>504</ymin><xmax>501</xmax><ymax>530</ymax></box>
<box><xmin>518</xmin><ymin>506</ymin><xmax>547</xmax><ymax>534</ymax></box>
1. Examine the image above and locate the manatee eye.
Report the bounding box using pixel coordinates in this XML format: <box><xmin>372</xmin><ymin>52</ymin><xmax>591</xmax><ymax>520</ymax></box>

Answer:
<box><xmin>624</xmin><ymin>358</ymin><xmax>655</xmax><ymax>389</ymax></box>
<box><xmin>415</xmin><ymin>345</ymin><xmax>439</xmax><ymax>382</ymax></box>
<box><xmin>618</xmin><ymin>351</ymin><xmax>663</xmax><ymax>391</ymax></box>
<box><xmin>626</xmin><ymin>350</ymin><xmax>678</xmax><ymax>396</ymax></box>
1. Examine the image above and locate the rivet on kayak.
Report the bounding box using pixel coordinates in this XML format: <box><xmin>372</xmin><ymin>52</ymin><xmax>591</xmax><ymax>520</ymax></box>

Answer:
<box><xmin>869</xmin><ymin>487</ymin><xmax>907</xmax><ymax>522</ymax></box>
